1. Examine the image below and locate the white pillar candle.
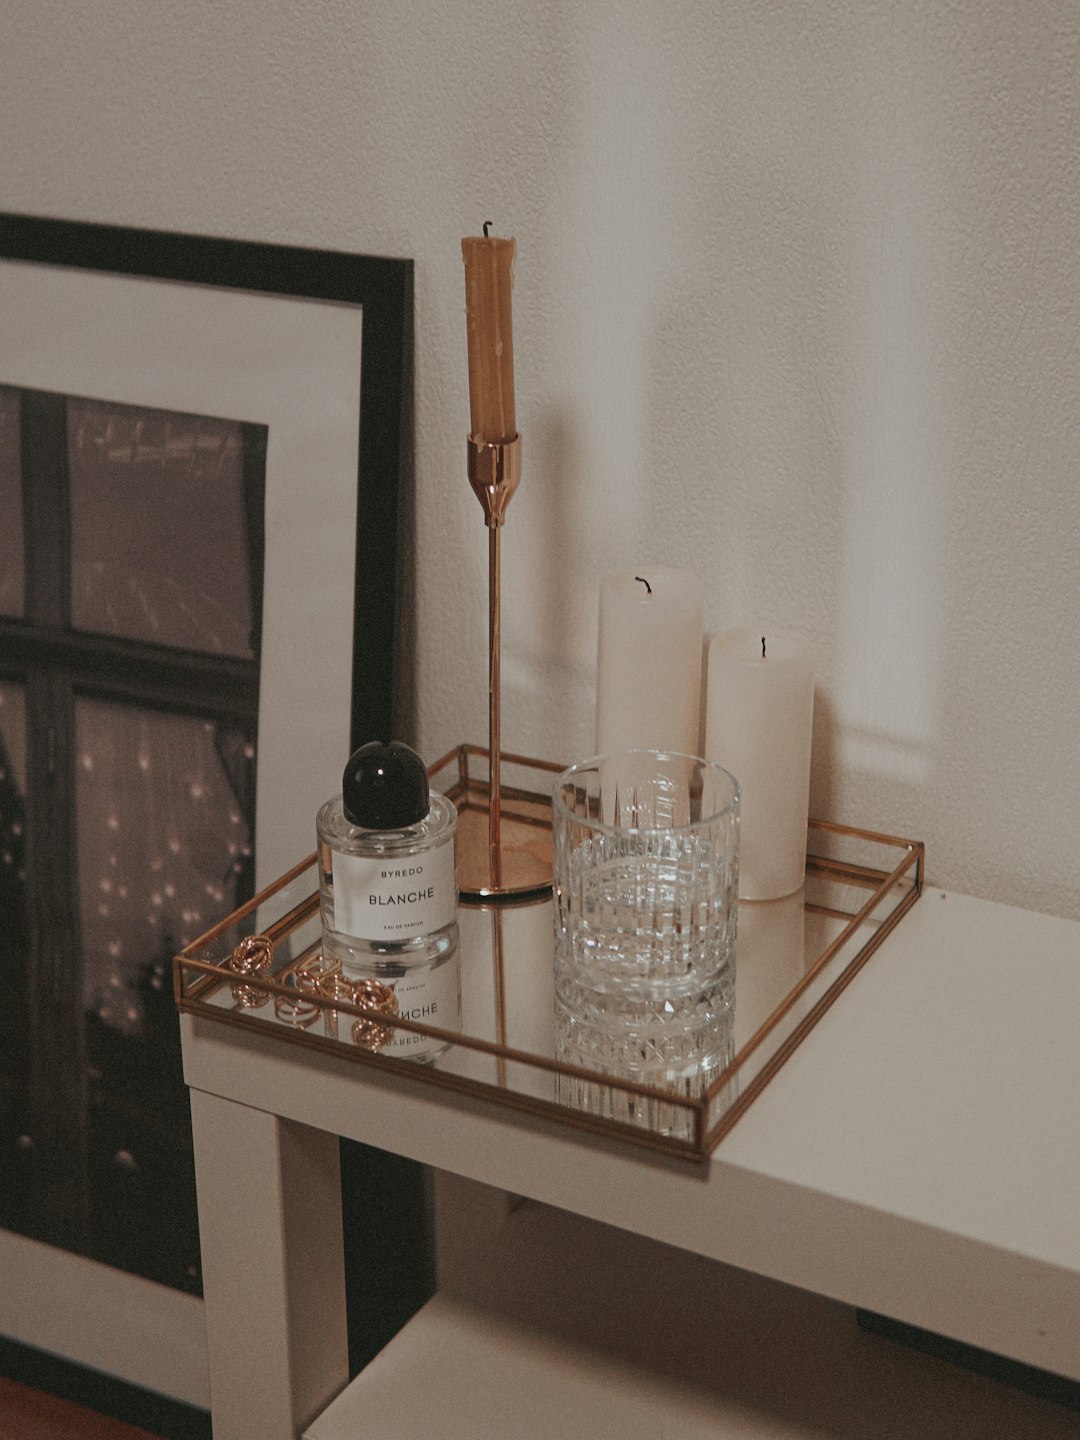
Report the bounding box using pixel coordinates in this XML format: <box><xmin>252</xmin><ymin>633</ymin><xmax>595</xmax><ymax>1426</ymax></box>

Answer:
<box><xmin>705</xmin><ymin>628</ymin><xmax>814</xmax><ymax>900</ymax></box>
<box><xmin>595</xmin><ymin>569</ymin><xmax>704</xmax><ymax>756</ymax></box>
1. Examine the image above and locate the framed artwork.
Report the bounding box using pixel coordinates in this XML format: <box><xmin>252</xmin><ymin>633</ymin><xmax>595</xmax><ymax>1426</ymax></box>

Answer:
<box><xmin>0</xmin><ymin>213</ymin><xmax>412</xmax><ymax>877</ymax></box>
<box><xmin>0</xmin><ymin>214</ymin><xmax>418</xmax><ymax>1412</ymax></box>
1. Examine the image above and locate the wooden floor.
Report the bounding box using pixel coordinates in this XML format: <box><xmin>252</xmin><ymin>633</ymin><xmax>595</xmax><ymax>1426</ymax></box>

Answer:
<box><xmin>0</xmin><ymin>1377</ymin><xmax>160</xmax><ymax>1440</ymax></box>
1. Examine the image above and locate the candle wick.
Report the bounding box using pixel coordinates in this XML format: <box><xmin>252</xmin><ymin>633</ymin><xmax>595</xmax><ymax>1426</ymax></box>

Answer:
<box><xmin>762</xmin><ymin>636</ymin><xmax>766</xmax><ymax>659</ymax></box>
<box><xmin>483</xmin><ymin>220</ymin><xmax>494</xmax><ymax>237</ymax></box>
<box><xmin>634</xmin><ymin>576</ymin><xmax>653</xmax><ymax>596</ymax></box>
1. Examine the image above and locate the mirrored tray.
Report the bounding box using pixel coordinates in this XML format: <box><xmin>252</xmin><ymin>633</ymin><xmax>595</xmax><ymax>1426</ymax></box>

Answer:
<box><xmin>174</xmin><ymin>755</ymin><xmax>923</xmax><ymax>1163</ymax></box>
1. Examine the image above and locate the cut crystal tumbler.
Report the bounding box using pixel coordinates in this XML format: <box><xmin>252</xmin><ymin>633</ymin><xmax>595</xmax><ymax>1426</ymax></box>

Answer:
<box><xmin>553</xmin><ymin>752</ymin><xmax>740</xmax><ymax>1137</ymax></box>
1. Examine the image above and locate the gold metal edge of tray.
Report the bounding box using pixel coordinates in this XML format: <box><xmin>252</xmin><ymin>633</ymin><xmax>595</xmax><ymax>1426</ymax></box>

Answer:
<box><xmin>702</xmin><ymin>835</ymin><xmax>924</xmax><ymax>1152</ymax></box>
<box><xmin>177</xmin><ymin>996</ymin><xmax>707</xmax><ymax>1164</ymax></box>
<box><xmin>173</xmin><ymin>750</ymin><xmax>925</xmax><ymax>1163</ymax></box>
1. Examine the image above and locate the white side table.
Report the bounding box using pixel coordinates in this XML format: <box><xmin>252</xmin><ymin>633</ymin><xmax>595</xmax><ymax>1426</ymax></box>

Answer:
<box><xmin>181</xmin><ymin>888</ymin><xmax>1080</xmax><ymax>1438</ymax></box>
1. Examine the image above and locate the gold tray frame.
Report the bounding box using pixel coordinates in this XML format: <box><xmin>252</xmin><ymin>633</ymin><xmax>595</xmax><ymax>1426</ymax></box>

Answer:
<box><xmin>174</xmin><ymin>753</ymin><xmax>924</xmax><ymax>1164</ymax></box>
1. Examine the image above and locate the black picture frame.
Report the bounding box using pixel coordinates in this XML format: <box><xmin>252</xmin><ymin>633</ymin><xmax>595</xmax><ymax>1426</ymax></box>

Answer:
<box><xmin>0</xmin><ymin>211</ymin><xmax>413</xmax><ymax>751</ymax></box>
<box><xmin>0</xmin><ymin>213</ymin><xmax>426</xmax><ymax>1415</ymax></box>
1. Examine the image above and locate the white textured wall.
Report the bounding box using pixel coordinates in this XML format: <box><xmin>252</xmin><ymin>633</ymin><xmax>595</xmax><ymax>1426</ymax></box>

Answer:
<box><xmin>3</xmin><ymin>0</ymin><xmax>1079</xmax><ymax>916</ymax></box>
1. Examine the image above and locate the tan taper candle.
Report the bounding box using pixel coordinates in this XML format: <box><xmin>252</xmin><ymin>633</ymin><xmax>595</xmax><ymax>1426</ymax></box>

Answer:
<box><xmin>462</xmin><ymin>233</ymin><xmax>517</xmax><ymax>443</ymax></box>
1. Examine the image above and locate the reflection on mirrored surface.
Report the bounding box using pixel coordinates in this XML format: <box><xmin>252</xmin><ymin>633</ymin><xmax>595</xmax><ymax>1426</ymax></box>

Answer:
<box><xmin>204</xmin><ymin>884</ymin><xmax>823</xmax><ymax>1113</ymax></box>
<box><xmin>304</xmin><ymin>945</ymin><xmax>462</xmax><ymax>1064</ymax></box>
<box><xmin>734</xmin><ymin>890</ymin><xmax>808</xmax><ymax>1051</ymax></box>
<box><xmin>179</xmin><ymin>824</ymin><xmax>922</xmax><ymax>1159</ymax></box>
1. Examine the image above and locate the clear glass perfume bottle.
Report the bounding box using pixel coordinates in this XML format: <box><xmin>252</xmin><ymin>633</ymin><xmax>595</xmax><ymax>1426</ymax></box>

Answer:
<box><xmin>317</xmin><ymin>741</ymin><xmax>459</xmax><ymax>1061</ymax></box>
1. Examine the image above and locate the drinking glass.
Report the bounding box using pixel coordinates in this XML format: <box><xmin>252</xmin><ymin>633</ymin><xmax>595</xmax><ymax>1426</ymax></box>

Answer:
<box><xmin>553</xmin><ymin>751</ymin><xmax>740</xmax><ymax>1136</ymax></box>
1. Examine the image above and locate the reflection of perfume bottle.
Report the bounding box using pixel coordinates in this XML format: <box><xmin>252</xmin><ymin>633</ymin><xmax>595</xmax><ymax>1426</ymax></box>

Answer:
<box><xmin>316</xmin><ymin>741</ymin><xmax>460</xmax><ymax>1060</ymax></box>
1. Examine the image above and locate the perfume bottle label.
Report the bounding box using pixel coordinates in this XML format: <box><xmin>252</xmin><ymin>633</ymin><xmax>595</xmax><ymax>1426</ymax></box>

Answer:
<box><xmin>381</xmin><ymin>962</ymin><xmax>462</xmax><ymax>1059</ymax></box>
<box><xmin>333</xmin><ymin>837</ymin><xmax>456</xmax><ymax>941</ymax></box>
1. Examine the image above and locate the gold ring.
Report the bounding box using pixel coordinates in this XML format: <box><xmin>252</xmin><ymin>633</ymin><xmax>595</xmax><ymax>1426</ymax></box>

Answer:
<box><xmin>315</xmin><ymin>971</ymin><xmax>356</xmax><ymax>1004</ymax></box>
<box><xmin>295</xmin><ymin>955</ymin><xmax>340</xmax><ymax>991</ymax></box>
<box><xmin>231</xmin><ymin>980</ymin><xmax>270</xmax><ymax>1009</ymax></box>
<box><xmin>228</xmin><ymin>935</ymin><xmax>273</xmax><ymax>975</ymax></box>
<box><xmin>351</xmin><ymin>978</ymin><xmax>399</xmax><ymax>1052</ymax></box>
<box><xmin>274</xmin><ymin>991</ymin><xmax>319</xmax><ymax>1027</ymax></box>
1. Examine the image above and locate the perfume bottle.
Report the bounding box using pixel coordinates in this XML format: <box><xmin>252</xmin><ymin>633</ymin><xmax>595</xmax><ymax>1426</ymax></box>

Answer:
<box><xmin>317</xmin><ymin>740</ymin><xmax>460</xmax><ymax>1060</ymax></box>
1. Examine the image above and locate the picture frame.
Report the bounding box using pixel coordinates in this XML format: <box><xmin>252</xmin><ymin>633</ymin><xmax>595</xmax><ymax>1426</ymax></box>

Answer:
<box><xmin>0</xmin><ymin>213</ymin><xmax>418</xmax><ymax>1416</ymax></box>
<box><xmin>0</xmin><ymin>210</ymin><xmax>412</xmax><ymax>881</ymax></box>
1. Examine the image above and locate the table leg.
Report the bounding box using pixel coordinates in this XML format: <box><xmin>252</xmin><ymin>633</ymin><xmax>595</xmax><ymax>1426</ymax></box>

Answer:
<box><xmin>189</xmin><ymin>1088</ymin><xmax>349</xmax><ymax>1439</ymax></box>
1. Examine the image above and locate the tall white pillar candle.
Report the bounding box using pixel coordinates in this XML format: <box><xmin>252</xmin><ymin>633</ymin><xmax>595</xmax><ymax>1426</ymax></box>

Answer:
<box><xmin>595</xmin><ymin>569</ymin><xmax>704</xmax><ymax>756</ymax></box>
<box><xmin>705</xmin><ymin>628</ymin><xmax>814</xmax><ymax>900</ymax></box>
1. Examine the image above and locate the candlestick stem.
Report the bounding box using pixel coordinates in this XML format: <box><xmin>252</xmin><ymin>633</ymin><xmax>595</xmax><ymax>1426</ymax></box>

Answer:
<box><xmin>488</xmin><ymin>520</ymin><xmax>502</xmax><ymax>888</ymax></box>
<box><xmin>469</xmin><ymin>436</ymin><xmax>519</xmax><ymax>891</ymax></box>
<box><xmin>458</xmin><ymin>435</ymin><xmax>551</xmax><ymax>901</ymax></box>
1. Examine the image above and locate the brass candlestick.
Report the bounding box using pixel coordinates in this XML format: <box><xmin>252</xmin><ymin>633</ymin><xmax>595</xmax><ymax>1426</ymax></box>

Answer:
<box><xmin>455</xmin><ymin>434</ymin><xmax>553</xmax><ymax>903</ymax></box>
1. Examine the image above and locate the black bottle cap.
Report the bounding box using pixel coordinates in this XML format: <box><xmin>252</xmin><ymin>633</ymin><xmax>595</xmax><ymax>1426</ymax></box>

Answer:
<box><xmin>342</xmin><ymin>740</ymin><xmax>429</xmax><ymax>828</ymax></box>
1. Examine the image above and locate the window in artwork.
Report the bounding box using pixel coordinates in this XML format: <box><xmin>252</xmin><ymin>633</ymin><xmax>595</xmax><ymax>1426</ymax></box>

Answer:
<box><xmin>0</xmin><ymin>388</ymin><xmax>265</xmax><ymax>1290</ymax></box>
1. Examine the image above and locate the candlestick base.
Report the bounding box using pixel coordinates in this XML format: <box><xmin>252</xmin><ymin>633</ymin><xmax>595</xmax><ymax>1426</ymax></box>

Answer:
<box><xmin>429</xmin><ymin>745</ymin><xmax>558</xmax><ymax>905</ymax></box>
